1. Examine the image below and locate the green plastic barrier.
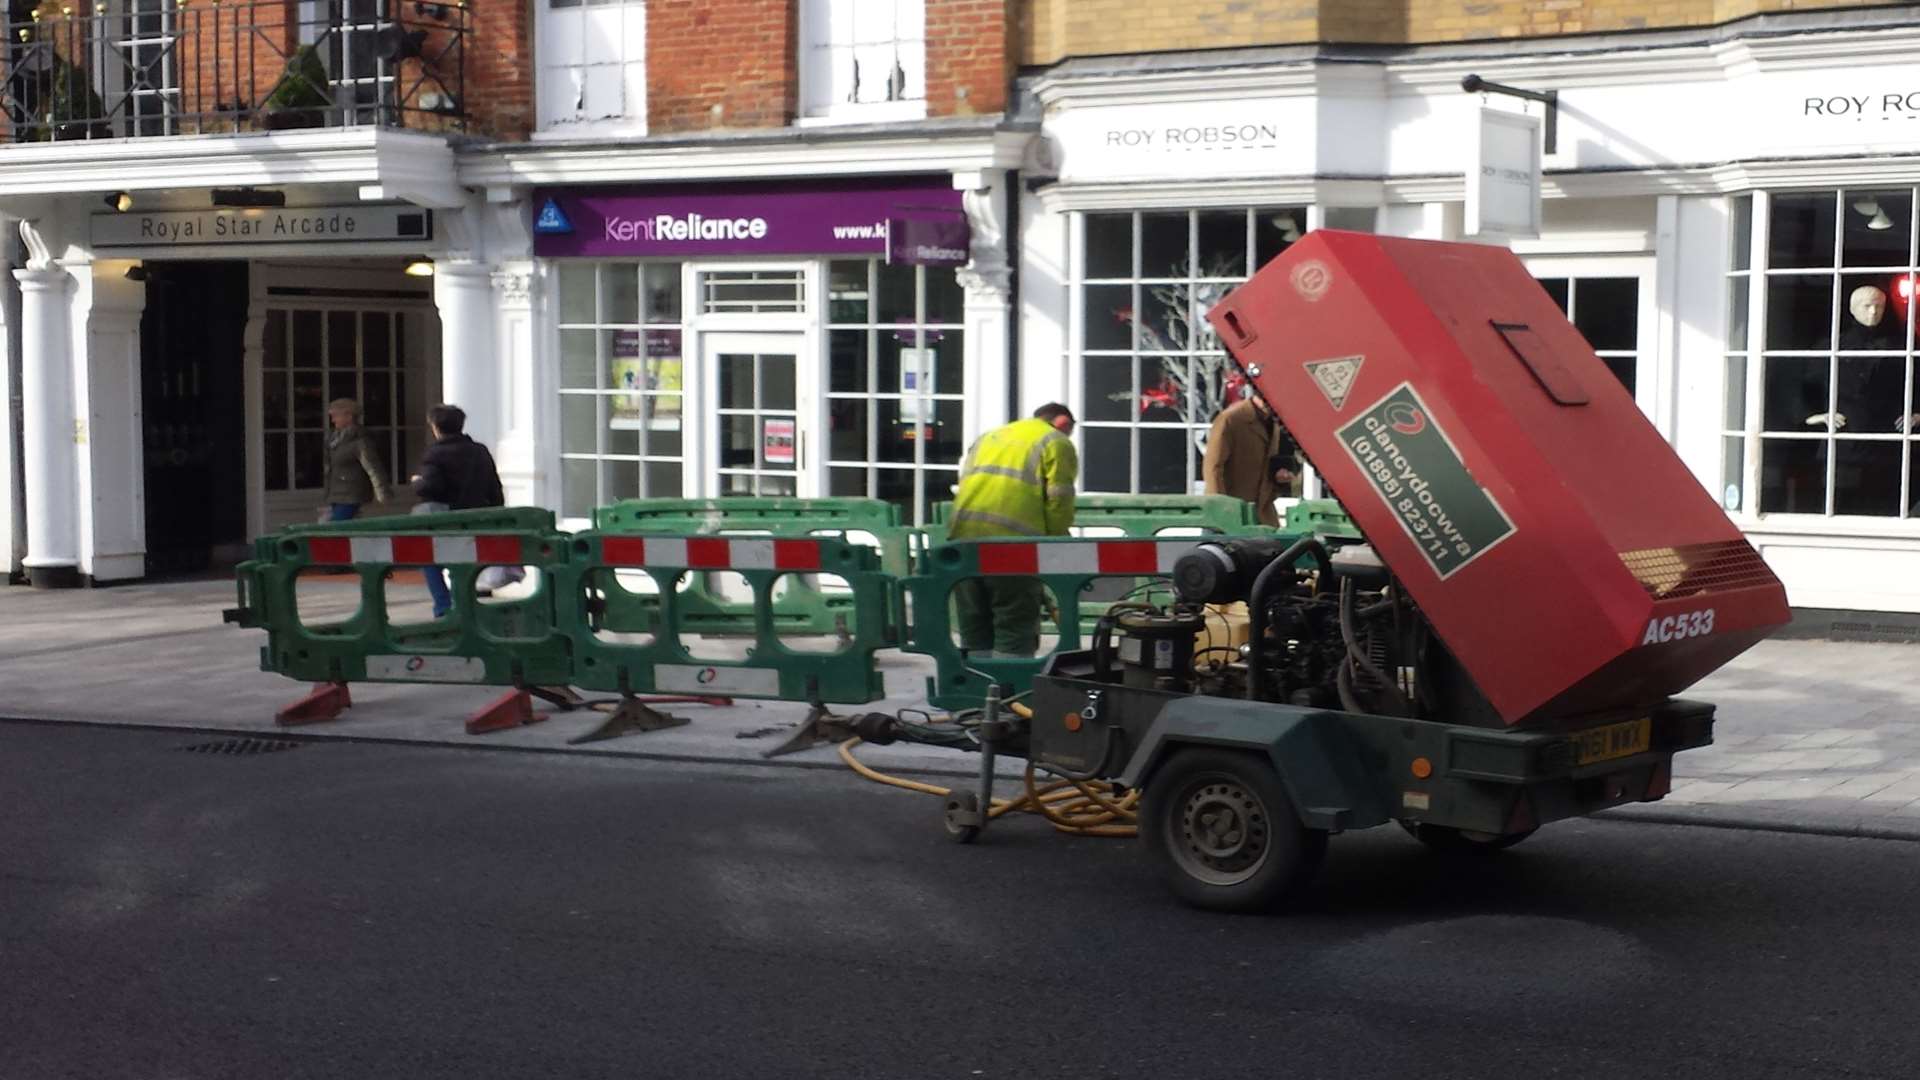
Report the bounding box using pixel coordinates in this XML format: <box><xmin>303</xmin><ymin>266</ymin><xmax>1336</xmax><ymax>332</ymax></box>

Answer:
<box><xmin>553</xmin><ymin>531</ymin><xmax>898</xmax><ymax>705</ymax></box>
<box><xmin>1284</xmin><ymin>497</ymin><xmax>1360</xmax><ymax>538</ymax></box>
<box><xmin>927</xmin><ymin>493</ymin><xmax>1274</xmax><ymax>544</ymax></box>
<box><xmin>228</xmin><ymin>508</ymin><xmax>575</xmax><ymax>688</ymax></box>
<box><xmin>590</xmin><ymin>497</ymin><xmax>916</xmax><ymax>638</ymax></box>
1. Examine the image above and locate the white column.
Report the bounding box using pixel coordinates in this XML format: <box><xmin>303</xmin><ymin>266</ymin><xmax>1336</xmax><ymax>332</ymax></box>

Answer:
<box><xmin>0</xmin><ymin>216</ymin><xmax>14</xmax><ymax>578</ymax></box>
<box><xmin>491</xmin><ymin>262</ymin><xmax>538</xmax><ymax>508</ymax></box>
<box><xmin>956</xmin><ymin>172</ymin><xmax>1012</xmax><ymax>443</ymax></box>
<box><xmin>80</xmin><ymin>262</ymin><xmax>147</xmax><ymax>582</ymax></box>
<box><xmin>434</xmin><ymin>261</ymin><xmax>499</xmax><ymax>448</ymax></box>
<box><xmin>15</xmin><ymin>251</ymin><xmax>79</xmax><ymax>586</ymax></box>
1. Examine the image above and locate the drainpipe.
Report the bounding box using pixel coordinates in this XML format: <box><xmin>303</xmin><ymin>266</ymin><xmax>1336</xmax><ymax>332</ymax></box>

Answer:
<box><xmin>6</xmin><ymin>228</ymin><xmax>22</xmax><ymax>583</ymax></box>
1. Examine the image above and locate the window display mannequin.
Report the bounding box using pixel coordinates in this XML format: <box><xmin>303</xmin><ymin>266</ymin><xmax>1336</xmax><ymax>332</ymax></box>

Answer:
<box><xmin>1810</xmin><ymin>284</ymin><xmax>1910</xmax><ymax>431</ymax></box>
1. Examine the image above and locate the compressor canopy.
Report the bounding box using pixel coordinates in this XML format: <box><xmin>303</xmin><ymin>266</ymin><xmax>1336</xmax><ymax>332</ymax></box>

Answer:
<box><xmin>1205</xmin><ymin>231</ymin><xmax>1790</xmax><ymax>726</ymax></box>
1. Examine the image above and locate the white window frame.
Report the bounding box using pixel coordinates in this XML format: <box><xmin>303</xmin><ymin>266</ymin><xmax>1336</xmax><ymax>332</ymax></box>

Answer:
<box><xmin>798</xmin><ymin>0</ymin><xmax>926</xmax><ymax>126</ymax></box>
<box><xmin>1522</xmin><ymin>255</ymin><xmax>1660</xmax><ymax>424</ymax></box>
<box><xmin>536</xmin><ymin>0</ymin><xmax>648</xmax><ymax>137</ymax></box>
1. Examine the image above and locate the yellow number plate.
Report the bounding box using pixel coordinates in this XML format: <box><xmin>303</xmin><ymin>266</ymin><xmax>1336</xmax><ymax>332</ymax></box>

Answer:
<box><xmin>1572</xmin><ymin>717</ymin><xmax>1652</xmax><ymax>766</ymax></box>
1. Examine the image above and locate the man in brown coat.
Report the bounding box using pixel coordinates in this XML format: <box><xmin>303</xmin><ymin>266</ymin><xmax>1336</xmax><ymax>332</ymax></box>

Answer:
<box><xmin>1202</xmin><ymin>393</ymin><xmax>1296</xmax><ymax>527</ymax></box>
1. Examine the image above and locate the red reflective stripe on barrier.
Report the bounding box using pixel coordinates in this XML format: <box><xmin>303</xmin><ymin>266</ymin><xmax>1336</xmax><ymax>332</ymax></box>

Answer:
<box><xmin>390</xmin><ymin>536</ymin><xmax>435</xmax><ymax>565</ymax></box>
<box><xmin>774</xmin><ymin>539</ymin><xmax>821</xmax><ymax>571</ymax></box>
<box><xmin>1096</xmin><ymin>541</ymin><xmax>1158</xmax><ymax>575</ymax></box>
<box><xmin>978</xmin><ymin>543</ymin><xmax>1038</xmax><ymax>575</ymax></box>
<box><xmin>475</xmin><ymin>535</ymin><xmax>523</xmax><ymax>564</ymax></box>
<box><xmin>602</xmin><ymin>537</ymin><xmax>648</xmax><ymax>566</ymax></box>
<box><xmin>687</xmin><ymin>537</ymin><xmax>731</xmax><ymax>568</ymax></box>
<box><xmin>309</xmin><ymin>537</ymin><xmax>352</xmax><ymax>564</ymax></box>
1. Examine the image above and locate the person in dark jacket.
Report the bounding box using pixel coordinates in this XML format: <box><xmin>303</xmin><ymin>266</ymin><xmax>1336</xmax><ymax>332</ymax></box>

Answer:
<box><xmin>412</xmin><ymin>404</ymin><xmax>505</xmax><ymax>617</ymax></box>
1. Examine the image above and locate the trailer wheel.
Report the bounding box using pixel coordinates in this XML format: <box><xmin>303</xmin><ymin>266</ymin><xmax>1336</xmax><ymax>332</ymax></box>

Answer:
<box><xmin>1399</xmin><ymin>821</ymin><xmax>1536</xmax><ymax>853</ymax></box>
<box><xmin>1141</xmin><ymin>748</ymin><xmax>1326</xmax><ymax>913</ymax></box>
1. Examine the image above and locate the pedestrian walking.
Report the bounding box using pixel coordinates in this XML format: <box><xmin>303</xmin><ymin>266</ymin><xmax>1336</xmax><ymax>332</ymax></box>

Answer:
<box><xmin>411</xmin><ymin>404</ymin><xmax>505</xmax><ymax>619</ymax></box>
<box><xmin>319</xmin><ymin>398</ymin><xmax>390</xmax><ymax>522</ymax></box>
<box><xmin>948</xmin><ymin>403</ymin><xmax>1079</xmax><ymax>658</ymax></box>
<box><xmin>1202</xmin><ymin>389</ymin><xmax>1297</xmax><ymax>527</ymax></box>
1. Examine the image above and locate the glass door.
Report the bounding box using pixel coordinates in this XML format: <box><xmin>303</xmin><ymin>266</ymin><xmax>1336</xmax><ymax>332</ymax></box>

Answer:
<box><xmin>705</xmin><ymin>332</ymin><xmax>814</xmax><ymax>498</ymax></box>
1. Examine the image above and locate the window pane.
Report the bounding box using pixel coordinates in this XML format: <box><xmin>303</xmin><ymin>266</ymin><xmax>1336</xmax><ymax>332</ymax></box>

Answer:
<box><xmin>1539</xmin><ymin>277</ymin><xmax>1570</xmax><ymax>314</ymax></box>
<box><xmin>291</xmin><ymin>311</ymin><xmax>322</xmax><ymax>367</ymax></box>
<box><xmin>830</xmin><ymin>466</ymin><xmax>867</xmax><ymax>497</ymax></box>
<box><xmin>646</xmin><ymin>414</ymin><xmax>683</xmax><ymax>457</ymax></box>
<box><xmin>829</xmin><ymin>399</ymin><xmax>870</xmax><ymax>462</ymax></box>
<box><xmin>925</xmin><ymin>268</ymin><xmax>963</xmax><ymax>324</ymax></box>
<box><xmin>1726</xmin><ymin>278</ymin><xmax>1750</xmax><ymax>351</ymax></box>
<box><xmin>1602</xmin><ymin>357</ymin><xmax>1636</xmax><ymax>394</ymax></box>
<box><xmin>561</xmin><ymin>329</ymin><xmax>597</xmax><ymax>390</ymax></box>
<box><xmin>1721</xmin><ymin>436</ymin><xmax>1744</xmax><ymax>512</ymax></box>
<box><xmin>643</xmin><ymin>263</ymin><xmax>682</xmax><ymax>324</ymax></box>
<box><xmin>1759</xmin><ymin>438</ymin><xmax>1827</xmax><ymax>514</ymax></box>
<box><xmin>561</xmin><ymin>394</ymin><xmax>598</xmax><ymax>454</ymax></box>
<box><xmin>877</xmin><ymin>259</ymin><xmax>916</xmax><ymax>324</ymax></box>
<box><xmin>293</xmin><ymin>432</ymin><xmax>323</xmax><ymax>489</ymax></box>
<box><xmin>1139</xmin><ymin>426</ymin><xmax>1190</xmax><ymax>493</ymax></box>
<box><xmin>1140</xmin><ymin>356</ymin><xmax>1186</xmax><ymax>424</ymax></box>
<box><xmin>1083</xmin><ymin>427</ymin><xmax>1131</xmax><ymax>492</ymax></box>
<box><xmin>1836</xmin><ymin>357</ymin><xmax>1906</xmax><ymax>433</ymax></box>
<box><xmin>928</xmin><ymin>329</ymin><xmax>962</xmax><ymax>394</ymax></box>
<box><xmin>1763</xmin><ymin>356</ymin><xmax>1831</xmax><ymax>432</ymax></box>
<box><xmin>326</xmin><ymin>311</ymin><xmax>356</xmax><ymax>369</ymax></box>
<box><xmin>1137</xmin><ymin>280</ymin><xmax>1189</xmax><ymax>352</ymax></box>
<box><xmin>1254</xmin><ymin>210</ymin><xmax>1303</xmax><ymax>269</ymax></box>
<box><xmin>762</xmin><ymin>355</ymin><xmax>798</xmax><ymax>411</ymax></box>
<box><xmin>719</xmin><ymin>354</ymin><xmax>753</xmax><ymax>409</ymax></box>
<box><xmin>1765</xmin><ymin>276</ymin><xmax>1835</xmax><ymax>351</ymax></box>
<box><xmin>1842</xmin><ymin>189</ymin><xmax>1912</xmax><ymax>267</ymax></box>
<box><xmin>1769</xmin><ymin>192</ymin><xmax>1837</xmax><ymax>269</ymax></box>
<box><xmin>830</xmin><ymin>330</ymin><xmax>870</xmax><ymax>392</ymax></box>
<box><xmin>829</xmin><ymin>260</ymin><xmax>871</xmax><ymax>324</ymax></box>
<box><xmin>1140</xmin><ymin>213</ymin><xmax>1189</xmax><ymax>279</ymax></box>
<box><xmin>1730</xmin><ymin>195</ymin><xmax>1753</xmax><ymax>272</ymax></box>
<box><xmin>559</xmin><ymin>263</ymin><xmax>596</xmax><ymax>323</ymax></box>
<box><xmin>600</xmin><ymin>263</ymin><xmax>640</xmax><ymax>324</ymax></box>
<box><xmin>263</xmin><ymin>432</ymin><xmax>287</xmax><ymax>492</ymax></box>
<box><xmin>293</xmin><ymin>371</ymin><xmax>323</xmax><ymax>428</ymax></box>
<box><xmin>645</xmin><ymin>461</ymin><xmax>682</xmax><ymax>498</ymax></box>
<box><xmin>1195</xmin><ymin>211</ymin><xmax>1248</xmax><ymax>279</ymax></box>
<box><xmin>1084</xmin><ymin>356</ymin><xmax>1132</xmax><ymax>422</ymax></box>
<box><xmin>264</xmin><ymin>310</ymin><xmax>287</xmax><ymax>368</ymax></box>
<box><xmin>1083</xmin><ymin>285</ymin><xmax>1133</xmax><ymax>351</ymax></box>
<box><xmin>263</xmin><ymin>371</ymin><xmax>288</xmax><ymax>429</ymax></box>
<box><xmin>1840</xmin><ymin>275</ymin><xmax>1906</xmax><ymax>351</ymax></box>
<box><xmin>1834</xmin><ymin>440</ymin><xmax>1901</xmax><ymax>517</ymax></box>
<box><xmin>1085</xmin><ymin>213</ymin><xmax>1132</xmax><ymax>279</ymax></box>
<box><xmin>562</xmin><ymin>458</ymin><xmax>597</xmax><ymax>519</ymax></box>
<box><xmin>605</xmin><ymin>459</ymin><xmax>640</xmax><ymax>501</ymax></box>
<box><xmin>1725</xmin><ymin>355</ymin><xmax>1747</xmax><ymax>430</ymax></box>
<box><xmin>876</xmin><ymin>399</ymin><xmax>914</xmax><ymax>464</ymax></box>
<box><xmin>1572</xmin><ymin>279</ymin><xmax>1637</xmax><ymax>352</ymax></box>
<box><xmin>928</xmin><ymin>400</ymin><xmax>964</xmax><ymax>467</ymax></box>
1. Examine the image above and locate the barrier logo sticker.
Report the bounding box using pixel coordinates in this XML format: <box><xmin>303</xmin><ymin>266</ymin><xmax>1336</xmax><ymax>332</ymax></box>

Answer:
<box><xmin>1336</xmin><ymin>382</ymin><xmax>1516</xmax><ymax>580</ymax></box>
<box><xmin>656</xmin><ymin>663</ymin><xmax>780</xmax><ymax>696</ymax></box>
<box><xmin>1290</xmin><ymin>259</ymin><xmax>1332</xmax><ymax>302</ymax></box>
<box><xmin>1304</xmin><ymin>355</ymin><xmax>1363</xmax><ymax>410</ymax></box>
<box><xmin>367</xmin><ymin>655</ymin><xmax>485</xmax><ymax>683</ymax></box>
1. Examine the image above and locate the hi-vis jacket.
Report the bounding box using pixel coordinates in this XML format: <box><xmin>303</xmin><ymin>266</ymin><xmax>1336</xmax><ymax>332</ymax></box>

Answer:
<box><xmin>949</xmin><ymin>418</ymin><xmax>1079</xmax><ymax>539</ymax></box>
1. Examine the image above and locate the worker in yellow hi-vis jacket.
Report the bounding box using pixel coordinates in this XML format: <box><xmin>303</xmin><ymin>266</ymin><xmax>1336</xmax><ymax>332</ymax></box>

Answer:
<box><xmin>948</xmin><ymin>403</ymin><xmax>1079</xmax><ymax>657</ymax></box>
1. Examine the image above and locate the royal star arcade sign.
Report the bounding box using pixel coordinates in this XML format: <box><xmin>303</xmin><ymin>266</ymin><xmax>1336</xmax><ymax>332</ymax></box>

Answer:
<box><xmin>92</xmin><ymin>204</ymin><xmax>433</xmax><ymax>248</ymax></box>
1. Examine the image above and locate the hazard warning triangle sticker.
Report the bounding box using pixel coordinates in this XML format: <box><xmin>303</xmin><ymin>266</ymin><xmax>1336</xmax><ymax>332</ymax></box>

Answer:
<box><xmin>1304</xmin><ymin>355</ymin><xmax>1363</xmax><ymax>410</ymax></box>
<box><xmin>534</xmin><ymin>198</ymin><xmax>573</xmax><ymax>235</ymax></box>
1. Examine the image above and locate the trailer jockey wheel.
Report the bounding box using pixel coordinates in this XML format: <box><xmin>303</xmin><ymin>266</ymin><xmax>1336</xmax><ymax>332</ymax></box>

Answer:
<box><xmin>1399</xmin><ymin>821</ymin><xmax>1536</xmax><ymax>853</ymax></box>
<box><xmin>943</xmin><ymin>790</ymin><xmax>983</xmax><ymax>844</ymax></box>
<box><xmin>1141</xmin><ymin>748</ymin><xmax>1327</xmax><ymax>913</ymax></box>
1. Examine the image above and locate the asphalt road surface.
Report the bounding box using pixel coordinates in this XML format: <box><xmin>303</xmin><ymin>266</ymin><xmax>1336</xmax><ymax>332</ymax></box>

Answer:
<box><xmin>4</xmin><ymin>722</ymin><xmax>1916</xmax><ymax>1080</ymax></box>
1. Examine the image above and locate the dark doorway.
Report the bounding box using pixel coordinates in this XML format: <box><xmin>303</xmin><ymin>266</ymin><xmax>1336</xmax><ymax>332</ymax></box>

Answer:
<box><xmin>141</xmin><ymin>261</ymin><xmax>249</xmax><ymax>577</ymax></box>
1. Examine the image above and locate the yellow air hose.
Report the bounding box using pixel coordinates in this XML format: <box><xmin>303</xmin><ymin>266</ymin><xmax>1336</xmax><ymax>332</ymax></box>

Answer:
<box><xmin>836</xmin><ymin>701</ymin><xmax>1141</xmax><ymax>838</ymax></box>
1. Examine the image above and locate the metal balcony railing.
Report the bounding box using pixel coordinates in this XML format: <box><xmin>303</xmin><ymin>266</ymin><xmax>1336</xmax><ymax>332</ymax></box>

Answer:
<box><xmin>1</xmin><ymin>0</ymin><xmax>467</xmax><ymax>142</ymax></box>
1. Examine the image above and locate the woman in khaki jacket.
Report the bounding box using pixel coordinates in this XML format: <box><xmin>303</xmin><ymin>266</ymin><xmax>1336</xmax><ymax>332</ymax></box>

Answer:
<box><xmin>320</xmin><ymin>398</ymin><xmax>391</xmax><ymax>521</ymax></box>
<box><xmin>1201</xmin><ymin>392</ymin><xmax>1296</xmax><ymax>528</ymax></box>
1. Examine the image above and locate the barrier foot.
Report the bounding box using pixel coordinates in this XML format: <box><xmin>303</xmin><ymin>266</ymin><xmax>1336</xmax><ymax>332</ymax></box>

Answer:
<box><xmin>759</xmin><ymin>699</ymin><xmax>855</xmax><ymax>761</ymax></box>
<box><xmin>466</xmin><ymin>689</ymin><xmax>551</xmax><ymax>736</ymax></box>
<box><xmin>528</xmin><ymin>685</ymin><xmax>588</xmax><ymax>712</ymax></box>
<box><xmin>567</xmin><ymin>695</ymin><xmax>691</xmax><ymax>745</ymax></box>
<box><xmin>276</xmin><ymin>681</ymin><xmax>352</xmax><ymax>727</ymax></box>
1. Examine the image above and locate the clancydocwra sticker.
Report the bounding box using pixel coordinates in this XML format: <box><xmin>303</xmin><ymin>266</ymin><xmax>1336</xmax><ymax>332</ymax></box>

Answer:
<box><xmin>1642</xmin><ymin>607</ymin><xmax>1716</xmax><ymax>645</ymax></box>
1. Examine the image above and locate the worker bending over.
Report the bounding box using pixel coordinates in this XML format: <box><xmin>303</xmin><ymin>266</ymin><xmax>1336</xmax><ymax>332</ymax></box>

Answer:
<box><xmin>949</xmin><ymin>403</ymin><xmax>1079</xmax><ymax>657</ymax></box>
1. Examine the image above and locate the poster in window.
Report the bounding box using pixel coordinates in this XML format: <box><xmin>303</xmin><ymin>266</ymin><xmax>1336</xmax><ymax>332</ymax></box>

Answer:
<box><xmin>897</xmin><ymin>346</ymin><xmax>937</xmax><ymax>423</ymax></box>
<box><xmin>610</xmin><ymin>328</ymin><xmax>684</xmax><ymax>431</ymax></box>
<box><xmin>764</xmin><ymin>417</ymin><xmax>796</xmax><ymax>466</ymax></box>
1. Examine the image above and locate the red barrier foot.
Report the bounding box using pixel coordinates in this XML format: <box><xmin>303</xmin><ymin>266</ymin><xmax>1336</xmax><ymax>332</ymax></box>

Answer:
<box><xmin>465</xmin><ymin>689</ymin><xmax>550</xmax><ymax>736</ymax></box>
<box><xmin>276</xmin><ymin>682</ymin><xmax>353</xmax><ymax>727</ymax></box>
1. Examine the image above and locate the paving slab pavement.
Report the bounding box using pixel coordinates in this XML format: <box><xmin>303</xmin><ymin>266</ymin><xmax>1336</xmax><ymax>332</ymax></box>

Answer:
<box><xmin>3</xmin><ymin>576</ymin><xmax>1918</xmax><ymax>841</ymax></box>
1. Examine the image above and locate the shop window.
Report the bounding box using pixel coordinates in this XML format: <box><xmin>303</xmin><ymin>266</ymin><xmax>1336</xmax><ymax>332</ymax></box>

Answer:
<box><xmin>827</xmin><ymin>259</ymin><xmax>964</xmax><ymax>524</ymax></box>
<box><xmin>701</xmin><ymin>270</ymin><xmax>806</xmax><ymax>315</ymax></box>
<box><xmin>799</xmin><ymin>0</ymin><xmax>925</xmax><ymax>124</ymax></box>
<box><xmin>557</xmin><ymin>262</ymin><xmax>686</xmax><ymax>522</ymax></box>
<box><xmin>1072</xmin><ymin>207</ymin><xmax>1306</xmax><ymax>494</ymax></box>
<box><xmin>260</xmin><ymin>307</ymin><xmax>419</xmax><ymax>498</ymax></box>
<box><xmin>1535</xmin><ymin>276</ymin><xmax>1640</xmax><ymax>394</ymax></box>
<box><xmin>1726</xmin><ymin>189</ymin><xmax>1920</xmax><ymax>518</ymax></box>
<box><xmin>538</xmin><ymin>0</ymin><xmax>647</xmax><ymax>132</ymax></box>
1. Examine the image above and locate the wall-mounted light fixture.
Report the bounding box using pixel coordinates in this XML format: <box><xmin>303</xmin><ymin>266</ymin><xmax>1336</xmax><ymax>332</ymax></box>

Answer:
<box><xmin>405</xmin><ymin>258</ymin><xmax>435</xmax><ymax>278</ymax></box>
<box><xmin>211</xmin><ymin>187</ymin><xmax>286</xmax><ymax>208</ymax></box>
<box><xmin>124</xmin><ymin>264</ymin><xmax>149</xmax><ymax>282</ymax></box>
<box><xmin>103</xmin><ymin>191</ymin><xmax>133</xmax><ymax>212</ymax></box>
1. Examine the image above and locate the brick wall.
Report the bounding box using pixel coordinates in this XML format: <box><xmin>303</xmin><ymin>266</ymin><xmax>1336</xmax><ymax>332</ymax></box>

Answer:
<box><xmin>926</xmin><ymin>0</ymin><xmax>1014</xmax><ymax>117</ymax></box>
<box><xmin>1020</xmin><ymin>0</ymin><xmax>1893</xmax><ymax>62</ymax></box>
<box><xmin>646</xmin><ymin>0</ymin><xmax>798</xmax><ymax>133</ymax></box>
<box><xmin>465</xmin><ymin>0</ymin><xmax>534</xmax><ymax>140</ymax></box>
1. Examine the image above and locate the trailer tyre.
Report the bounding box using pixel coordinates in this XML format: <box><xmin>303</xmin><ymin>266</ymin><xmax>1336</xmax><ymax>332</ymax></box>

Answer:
<box><xmin>1142</xmin><ymin>748</ymin><xmax>1326</xmax><ymax>913</ymax></box>
<box><xmin>1400</xmin><ymin>821</ymin><xmax>1536</xmax><ymax>853</ymax></box>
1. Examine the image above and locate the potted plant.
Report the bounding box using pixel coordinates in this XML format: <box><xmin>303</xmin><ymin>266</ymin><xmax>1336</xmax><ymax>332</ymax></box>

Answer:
<box><xmin>259</xmin><ymin>45</ymin><xmax>331</xmax><ymax>130</ymax></box>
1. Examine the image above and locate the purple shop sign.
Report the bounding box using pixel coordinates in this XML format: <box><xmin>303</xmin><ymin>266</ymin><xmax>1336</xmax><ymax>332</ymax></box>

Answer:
<box><xmin>533</xmin><ymin>179</ymin><xmax>970</xmax><ymax>266</ymax></box>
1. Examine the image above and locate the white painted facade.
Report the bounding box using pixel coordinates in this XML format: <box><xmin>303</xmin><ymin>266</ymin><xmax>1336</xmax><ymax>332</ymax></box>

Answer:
<box><xmin>1016</xmin><ymin>18</ymin><xmax>1920</xmax><ymax>613</ymax></box>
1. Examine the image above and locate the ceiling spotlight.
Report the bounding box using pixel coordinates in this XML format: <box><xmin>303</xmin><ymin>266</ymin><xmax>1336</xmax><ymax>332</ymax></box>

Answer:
<box><xmin>104</xmin><ymin>191</ymin><xmax>132</xmax><ymax>212</ymax></box>
<box><xmin>405</xmin><ymin>259</ymin><xmax>435</xmax><ymax>278</ymax></box>
<box><xmin>124</xmin><ymin>264</ymin><xmax>148</xmax><ymax>282</ymax></box>
<box><xmin>1869</xmin><ymin>210</ymin><xmax>1894</xmax><ymax>231</ymax></box>
<box><xmin>1270</xmin><ymin>213</ymin><xmax>1302</xmax><ymax>243</ymax></box>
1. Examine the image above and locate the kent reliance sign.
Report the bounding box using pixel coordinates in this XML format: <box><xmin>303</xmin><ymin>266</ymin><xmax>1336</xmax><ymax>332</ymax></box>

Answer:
<box><xmin>532</xmin><ymin>179</ymin><xmax>969</xmax><ymax>266</ymax></box>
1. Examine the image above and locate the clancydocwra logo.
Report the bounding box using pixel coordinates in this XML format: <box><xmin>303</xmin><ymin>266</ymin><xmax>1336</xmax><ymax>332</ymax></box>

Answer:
<box><xmin>405</xmin><ymin>656</ymin><xmax>427</xmax><ymax>673</ymax></box>
<box><xmin>696</xmin><ymin>667</ymin><xmax>720</xmax><ymax>684</ymax></box>
<box><xmin>1387</xmin><ymin>402</ymin><xmax>1428</xmax><ymax>436</ymax></box>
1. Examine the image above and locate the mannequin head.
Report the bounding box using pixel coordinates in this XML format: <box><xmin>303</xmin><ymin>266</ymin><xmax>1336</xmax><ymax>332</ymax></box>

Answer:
<box><xmin>1850</xmin><ymin>284</ymin><xmax>1889</xmax><ymax>328</ymax></box>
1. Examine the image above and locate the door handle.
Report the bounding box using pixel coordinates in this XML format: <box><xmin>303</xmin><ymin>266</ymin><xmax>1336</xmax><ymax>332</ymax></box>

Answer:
<box><xmin>798</xmin><ymin>430</ymin><xmax>807</xmax><ymax>470</ymax></box>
